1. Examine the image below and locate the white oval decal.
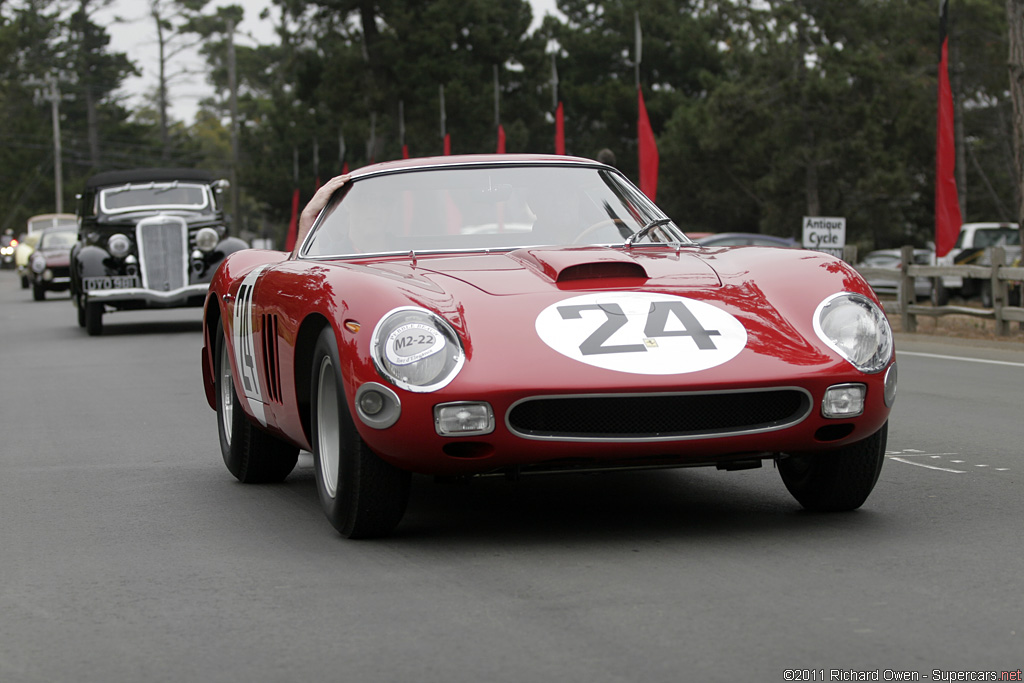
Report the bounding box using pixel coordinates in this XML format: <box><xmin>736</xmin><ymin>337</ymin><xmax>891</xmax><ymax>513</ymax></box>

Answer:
<box><xmin>536</xmin><ymin>292</ymin><xmax>747</xmax><ymax>375</ymax></box>
<box><xmin>385</xmin><ymin>323</ymin><xmax>446</xmax><ymax>366</ymax></box>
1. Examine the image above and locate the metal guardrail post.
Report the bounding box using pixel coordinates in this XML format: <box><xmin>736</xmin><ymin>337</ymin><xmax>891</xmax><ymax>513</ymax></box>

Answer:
<box><xmin>900</xmin><ymin>245</ymin><xmax>916</xmax><ymax>333</ymax></box>
<box><xmin>991</xmin><ymin>247</ymin><xmax>1009</xmax><ymax>336</ymax></box>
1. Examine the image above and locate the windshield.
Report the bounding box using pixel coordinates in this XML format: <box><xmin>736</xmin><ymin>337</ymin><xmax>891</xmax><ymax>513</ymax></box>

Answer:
<box><xmin>99</xmin><ymin>182</ymin><xmax>210</xmax><ymax>214</ymax></box>
<box><xmin>39</xmin><ymin>229</ymin><xmax>77</xmax><ymax>249</ymax></box>
<box><xmin>301</xmin><ymin>164</ymin><xmax>687</xmax><ymax>258</ymax></box>
<box><xmin>973</xmin><ymin>228</ymin><xmax>1020</xmax><ymax>248</ymax></box>
<box><xmin>28</xmin><ymin>216</ymin><xmax>76</xmax><ymax>234</ymax></box>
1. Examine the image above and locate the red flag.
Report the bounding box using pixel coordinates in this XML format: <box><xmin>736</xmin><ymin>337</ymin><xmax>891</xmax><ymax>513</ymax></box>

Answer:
<box><xmin>935</xmin><ymin>0</ymin><xmax>961</xmax><ymax>257</ymax></box>
<box><xmin>284</xmin><ymin>188</ymin><xmax>300</xmax><ymax>251</ymax></box>
<box><xmin>555</xmin><ymin>102</ymin><xmax>565</xmax><ymax>155</ymax></box>
<box><xmin>497</xmin><ymin>125</ymin><xmax>506</xmax><ymax>154</ymax></box>
<box><xmin>637</xmin><ymin>88</ymin><xmax>659</xmax><ymax>201</ymax></box>
<box><xmin>443</xmin><ymin>133</ymin><xmax>451</xmax><ymax>155</ymax></box>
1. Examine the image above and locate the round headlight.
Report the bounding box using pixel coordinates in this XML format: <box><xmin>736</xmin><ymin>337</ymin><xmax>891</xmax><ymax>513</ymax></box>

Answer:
<box><xmin>30</xmin><ymin>254</ymin><xmax>46</xmax><ymax>273</ymax></box>
<box><xmin>195</xmin><ymin>227</ymin><xmax>219</xmax><ymax>252</ymax></box>
<box><xmin>371</xmin><ymin>307</ymin><xmax>465</xmax><ymax>392</ymax></box>
<box><xmin>108</xmin><ymin>233</ymin><xmax>131</xmax><ymax>258</ymax></box>
<box><xmin>814</xmin><ymin>293</ymin><xmax>893</xmax><ymax>374</ymax></box>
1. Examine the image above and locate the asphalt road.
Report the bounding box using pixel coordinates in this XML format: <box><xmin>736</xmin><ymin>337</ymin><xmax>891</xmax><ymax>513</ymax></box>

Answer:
<box><xmin>1</xmin><ymin>268</ymin><xmax>1021</xmax><ymax>683</ymax></box>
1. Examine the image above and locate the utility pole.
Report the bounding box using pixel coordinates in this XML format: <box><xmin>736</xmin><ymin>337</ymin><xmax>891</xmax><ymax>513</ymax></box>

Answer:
<box><xmin>28</xmin><ymin>73</ymin><xmax>67</xmax><ymax>213</ymax></box>
<box><xmin>227</xmin><ymin>17</ymin><xmax>239</xmax><ymax>235</ymax></box>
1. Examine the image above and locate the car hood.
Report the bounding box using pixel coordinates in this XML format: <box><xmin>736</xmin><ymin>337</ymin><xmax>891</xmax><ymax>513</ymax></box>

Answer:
<box><xmin>396</xmin><ymin>246</ymin><xmax>722</xmax><ymax>294</ymax></box>
<box><xmin>341</xmin><ymin>245</ymin><xmax>872</xmax><ymax>380</ymax></box>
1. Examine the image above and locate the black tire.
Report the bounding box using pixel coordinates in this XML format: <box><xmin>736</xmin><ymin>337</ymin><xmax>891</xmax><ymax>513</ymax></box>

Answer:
<box><xmin>311</xmin><ymin>326</ymin><xmax>410</xmax><ymax>538</ymax></box>
<box><xmin>32</xmin><ymin>282</ymin><xmax>45</xmax><ymax>301</ymax></box>
<box><xmin>75</xmin><ymin>292</ymin><xmax>86</xmax><ymax>328</ymax></box>
<box><xmin>215</xmin><ymin>319</ymin><xmax>298</xmax><ymax>483</ymax></box>
<box><xmin>778</xmin><ymin>422</ymin><xmax>887</xmax><ymax>512</ymax></box>
<box><xmin>84</xmin><ymin>299</ymin><xmax>104</xmax><ymax>336</ymax></box>
<box><xmin>20</xmin><ymin>274</ymin><xmax>28</xmax><ymax>289</ymax></box>
<box><xmin>981</xmin><ymin>281</ymin><xmax>993</xmax><ymax>308</ymax></box>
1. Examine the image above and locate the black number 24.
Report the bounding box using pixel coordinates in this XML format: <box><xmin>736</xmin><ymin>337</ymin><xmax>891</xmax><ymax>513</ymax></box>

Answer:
<box><xmin>557</xmin><ymin>301</ymin><xmax>722</xmax><ymax>356</ymax></box>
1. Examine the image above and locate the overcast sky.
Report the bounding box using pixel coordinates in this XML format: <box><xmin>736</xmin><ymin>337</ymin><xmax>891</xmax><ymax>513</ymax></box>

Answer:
<box><xmin>99</xmin><ymin>0</ymin><xmax>564</xmax><ymax>124</ymax></box>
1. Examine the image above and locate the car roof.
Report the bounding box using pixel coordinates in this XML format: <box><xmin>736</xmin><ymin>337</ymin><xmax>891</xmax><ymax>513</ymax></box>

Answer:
<box><xmin>346</xmin><ymin>154</ymin><xmax>610</xmax><ymax>180</ymax></box>
<box><xmin>84</xmin><ymin>168</ymin><xmax>215</xmax><ymax>189</ymax></box>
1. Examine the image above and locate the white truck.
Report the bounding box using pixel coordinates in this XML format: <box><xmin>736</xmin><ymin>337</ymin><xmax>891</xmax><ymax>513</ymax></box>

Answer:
<box><xmin>933</xmin><ymin>222</ymin><xmax>1020</xmax><ymax>306</ymax></box>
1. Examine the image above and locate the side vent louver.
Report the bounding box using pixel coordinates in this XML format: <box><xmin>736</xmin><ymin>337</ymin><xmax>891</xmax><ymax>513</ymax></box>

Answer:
<box><xmin>261</xmin><ymin>314</ymin><xmax>282</xmax><ymax>403</ymax></box>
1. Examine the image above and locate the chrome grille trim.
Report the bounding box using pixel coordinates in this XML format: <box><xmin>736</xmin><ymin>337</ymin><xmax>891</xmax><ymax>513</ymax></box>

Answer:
<box><xmin>136</xmin><ymin>215</ymin><xmax>189</xmax><ymax>292</ymax></box>
<box><xmin>505</xmin><ymin>387</ymin><xmax>813</xmax><ymax>442</ymax></box>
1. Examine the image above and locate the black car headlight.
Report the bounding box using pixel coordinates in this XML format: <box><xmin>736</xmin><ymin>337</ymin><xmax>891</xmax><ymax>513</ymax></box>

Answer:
<box><xmin>814</xmin><ymin>293</ymin><xmax>893</xmax><ymax>374</ymax></box>
<box><xmin>371</xmin><ymin>307</ymin><xmax>465</xmax><ymax>392</ymax></box>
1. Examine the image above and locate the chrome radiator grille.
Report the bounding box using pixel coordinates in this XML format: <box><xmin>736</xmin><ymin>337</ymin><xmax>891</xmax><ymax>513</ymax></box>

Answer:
<box><xmin>507</xmin><ymin>389</ymin><xmax>811</xmax><ymax>441</ymax></box>
<box><xmin>137</xmin><ymin>217</ymin><xmax>188</xmax><ymax>291</ymax></box>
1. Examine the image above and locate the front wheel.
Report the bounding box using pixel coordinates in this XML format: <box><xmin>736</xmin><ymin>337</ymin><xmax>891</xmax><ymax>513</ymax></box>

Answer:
<box><xmin>32</xmin><ymin>282</ymin><xmax>45</xmax><ymax>301</ymax></box>
<box><xmin>84</xmin><ymin>299</ymin><xmax>104</xmax><ymax>336</ymax></box>
<box><xmin>311</xmin><ymin>326</ymin><xmax>410</xmax><ymax>538</ymax></box>
<box><xmin>778</xmin><ymin>422</ymin><xmax>887</xmax><ymax>512</ymax></box>
<box><xmin>215</xmin><ymin>319</ymin><xmax>298</xmax><ymax>483</ymax></box>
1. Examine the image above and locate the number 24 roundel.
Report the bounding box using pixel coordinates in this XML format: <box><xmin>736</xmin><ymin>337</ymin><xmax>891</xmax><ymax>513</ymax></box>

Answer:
<box><xmin>535</xmin><ymin>292</ymin><xmax>747</xmax><ymax>375</ymax></box>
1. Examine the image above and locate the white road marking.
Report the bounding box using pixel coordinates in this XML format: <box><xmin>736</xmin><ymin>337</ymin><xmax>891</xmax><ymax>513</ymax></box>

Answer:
<box><xmin>885</xmin><ymin>450</ymin><xmax>1010</xmax><ymax>474</ymax></box>
<box><xmin>888</xmin><ymin>456</ymin><xmax>965</xmax><ymax>474</ymax></box>
<box><xmin>897</xmin><ymin>350</ymin><xmax>1024</xmax><ymax>368</ymax></box>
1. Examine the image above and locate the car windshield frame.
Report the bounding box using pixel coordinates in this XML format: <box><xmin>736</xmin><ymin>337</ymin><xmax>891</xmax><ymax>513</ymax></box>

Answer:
<box><xmin>298</xmin><ymin>161</ymin><xmax>690</xmax><ymax>260</ymax></box>
<box><xmin>98</xmin><ymin>181</ymin><xmax>211</xmax><ymax>215</ymax></box>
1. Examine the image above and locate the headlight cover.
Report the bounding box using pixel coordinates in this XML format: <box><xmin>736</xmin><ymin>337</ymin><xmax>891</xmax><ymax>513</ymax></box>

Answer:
<box><xmin>371</xmin><ymin>307</ymin><xmax>465</xmax><ymax>392</ymax></box>
<box><xmin>108</xmin><ymin>233</ymin><xmax>132</xmax><ymax>258</ymax></box>
<box><xmin>195</xmin><ymin>227</ymin><xmax>219</xmax><ymax>252</ymax></box>
<box><xmin>813</xmin><ymin>292</ymin><xmax>893</xmax><ymax>374</ymax></box>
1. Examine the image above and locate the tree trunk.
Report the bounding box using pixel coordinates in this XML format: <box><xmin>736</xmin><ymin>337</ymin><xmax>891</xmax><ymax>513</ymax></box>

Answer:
<box><xmin>1008</xmin><ymin>0</ymin><xmax>1024</xmax><ymax>240</ymax></box>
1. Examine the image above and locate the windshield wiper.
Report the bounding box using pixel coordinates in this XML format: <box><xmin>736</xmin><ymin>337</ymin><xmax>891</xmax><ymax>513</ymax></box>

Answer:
<box><xmin>625</xmin><ymin>218</ymin><xmax>673</xmax><ymax>248</ymax></box>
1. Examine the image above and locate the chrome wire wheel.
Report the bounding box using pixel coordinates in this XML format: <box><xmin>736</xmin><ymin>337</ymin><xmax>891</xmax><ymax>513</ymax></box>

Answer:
<box><xmin>219</xmin><ymin>339</ymin><xmax>234</xmax><ymax>444</ymax></box>
<box><xmin>316</xmin><ymin>355</ymin><xmax>341</xmax><ymax>499</ymax></box>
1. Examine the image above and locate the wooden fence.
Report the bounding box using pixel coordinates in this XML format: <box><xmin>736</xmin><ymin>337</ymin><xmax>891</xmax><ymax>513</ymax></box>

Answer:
<box><xmin>851</xmin><ymin>245</ymin><xmax>1024</xmax><ymax>336</ymax></box>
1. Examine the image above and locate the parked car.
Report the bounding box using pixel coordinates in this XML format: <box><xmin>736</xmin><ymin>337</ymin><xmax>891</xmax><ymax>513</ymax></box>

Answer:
<box><xmin>70</xmin><ymin>168</ymin><xmax>247</xmax><ymax>335</ymax></box>
<box><xmin>201</xmin><ymin>154</ymin><xmax>896</xmax><ymax>538</ymax></box>
<box><xmin>695</xmin><ymin>232</ymin><xmax>800</xmax><ymax>248</ymax></box>
<box><xmin>857</xmin><ymin>248</ymin><xmax>934</xmax><ymax>300</ymax></box>
<box><xmin>933</xmin><ymin>222</ymin><xmax>1020</xmax><ymax>305</ymax></box>
<box><xmin>17</xmin><ymin>214</ymin><xmax>77</xmax><ymax>289</ymax></box>
<box><xmin>27</xmin><ymin>226</ymin><xmax>78</xmax><ymax>300</ymax></box>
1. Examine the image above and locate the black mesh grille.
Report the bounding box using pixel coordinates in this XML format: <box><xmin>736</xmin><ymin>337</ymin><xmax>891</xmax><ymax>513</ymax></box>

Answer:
<box><xmin>507</xmin><ymin>390</ymin><xmax>809</xmax><ymax>439</ymax></box>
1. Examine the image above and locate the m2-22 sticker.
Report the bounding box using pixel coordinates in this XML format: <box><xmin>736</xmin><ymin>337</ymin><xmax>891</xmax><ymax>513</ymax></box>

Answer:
<box><xmin>535</xmin><ymin>292</ymin><xmax>746</xmax><ymax>375</ymax></box>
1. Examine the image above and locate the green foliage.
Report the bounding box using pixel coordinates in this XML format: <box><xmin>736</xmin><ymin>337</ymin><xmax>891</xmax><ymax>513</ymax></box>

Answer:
<box><xmin>0</xmin><ymin>0</ymin><xmax>1019</xmax><ymax>252</ymax></box>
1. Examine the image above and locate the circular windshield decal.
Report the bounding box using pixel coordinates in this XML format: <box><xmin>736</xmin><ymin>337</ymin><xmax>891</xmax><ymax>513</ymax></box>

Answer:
<box><xmin>385</xmin><ymin>323</ymin><xmax>446</xmax><ymax>366</ymax></box>
<box><xmin>536</xmin><ymin>292</ymin><xmax>747</xmax><ymax>375</ymax></box>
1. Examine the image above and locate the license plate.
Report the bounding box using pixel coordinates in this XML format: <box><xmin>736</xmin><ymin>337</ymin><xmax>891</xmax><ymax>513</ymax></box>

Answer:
<box><xmin>83</xmin><ymin>275</ymin><xmax>139</xmax><ymax>291</ymax></box>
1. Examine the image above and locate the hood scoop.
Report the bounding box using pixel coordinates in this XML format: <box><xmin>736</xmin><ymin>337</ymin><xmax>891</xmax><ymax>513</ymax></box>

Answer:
<box><xmin>507</xmin><ymin>247</ymin><xmax>648</xmax><ymax>284</ymax></box>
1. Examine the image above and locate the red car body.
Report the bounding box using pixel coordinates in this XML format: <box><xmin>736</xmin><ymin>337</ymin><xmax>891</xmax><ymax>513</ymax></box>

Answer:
<box><xmin>201</xmin><ymin>155</ymin><xmax>896</xmax><ymax>537</ymax></box>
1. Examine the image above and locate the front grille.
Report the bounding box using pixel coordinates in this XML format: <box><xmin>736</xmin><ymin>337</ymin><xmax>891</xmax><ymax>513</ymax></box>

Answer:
<box><xmin>137</xmin><ymin>217</ymin><xmax>188</xmax><ymax>291</ymax></box>
<box><xmin>507</xmin><ymin>389</ymin><xmax>810</xmax><ymax>441</ymax></box>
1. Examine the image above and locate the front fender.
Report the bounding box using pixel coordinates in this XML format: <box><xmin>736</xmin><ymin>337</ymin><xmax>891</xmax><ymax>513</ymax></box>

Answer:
<box><xmin>74</xmin><ymin>245</ymin><xmax>111</xmax><ymax>279</ymax></box>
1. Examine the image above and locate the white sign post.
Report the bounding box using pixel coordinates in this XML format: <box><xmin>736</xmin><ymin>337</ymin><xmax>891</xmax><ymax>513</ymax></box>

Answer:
<box><xmin>802</xmin><ymin>216</ymin><xmax>846</xmax><ymax>257</ymax></box>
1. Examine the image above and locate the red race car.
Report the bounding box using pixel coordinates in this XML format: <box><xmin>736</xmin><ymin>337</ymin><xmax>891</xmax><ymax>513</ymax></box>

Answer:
<box><xmin>201</xmin><ymin>154</ymin><xmax>896</xmax><ymax>538</ymax></box>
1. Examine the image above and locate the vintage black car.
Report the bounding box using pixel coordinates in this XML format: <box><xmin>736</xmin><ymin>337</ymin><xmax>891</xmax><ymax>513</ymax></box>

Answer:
<box><xmin>70</xmin><ymin>168</ymin><xmax>247</xmax><ymax>335</ymax></box>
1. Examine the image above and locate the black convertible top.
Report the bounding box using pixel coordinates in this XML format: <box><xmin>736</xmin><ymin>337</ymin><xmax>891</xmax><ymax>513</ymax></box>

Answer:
<box><xmin>84</xmin><ymin>168</ymin><xmax>215</xmax><ymax>189</ymax></box>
